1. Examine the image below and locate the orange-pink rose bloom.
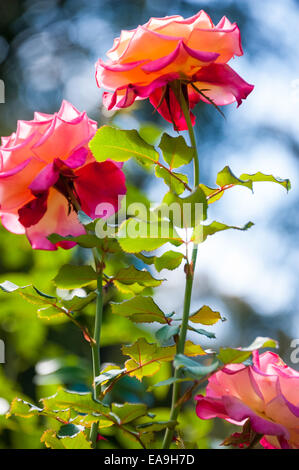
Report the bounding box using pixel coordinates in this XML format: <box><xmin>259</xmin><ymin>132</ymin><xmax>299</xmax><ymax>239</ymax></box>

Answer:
<box><xmin>195</xmin><ymin>351</ymin><xmax>299</xmax><ymax>449</ymax></box>
<box><xmin>96</xmin><ymin>10</ymin><xmax>254</xmax><ymax>130</ymax></box>
<box><xmin>0</xmin><ymin>100</ymin><xmax>126</xmax><ymax>250</ymax></box>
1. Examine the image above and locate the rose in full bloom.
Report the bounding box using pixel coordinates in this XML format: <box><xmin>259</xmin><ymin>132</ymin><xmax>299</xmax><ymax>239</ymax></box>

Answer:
<box><xmin>0</xmin><ymin>100</ymin><xmax>126</xmax><ymax>250</ymax></box>
<box><xmin>195</xmin><ymin>351</ymin><xmax>299</xmax><ymax>449</ymax></box>
<box><xmin>96</xmin><ymin>10</ymin><xmax>254</xmax><ymax>130</ymax></box>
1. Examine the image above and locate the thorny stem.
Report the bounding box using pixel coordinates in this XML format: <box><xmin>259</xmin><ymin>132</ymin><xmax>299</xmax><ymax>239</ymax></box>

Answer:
<box><xmin>162</xmin><ymin>82</ymin><xmax>200</xmax><ymax>449</ymax></box>
<box><xmin>63</xmin><ymin>180</ymin><xmax>104</xmax><ymax>448</ymax></box>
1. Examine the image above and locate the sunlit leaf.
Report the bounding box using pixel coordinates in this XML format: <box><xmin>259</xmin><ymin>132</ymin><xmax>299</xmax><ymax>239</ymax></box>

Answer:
<box><xmin>113</xmin><ymin>265</ymin><xmax>162</xmax><ymax>288</ymax></box>
<box><xmin>193</xmin><ymin>220</ymin><xmax>254</xmax><ymax>244</ymax></box>
<box><xmin>53</xmin><ymin>265</ymin><xmax>97</xmax><ymax>289</ymax></box>
<box><xmin>48</xmin><ymin>233</ymin><xmax>99</xmax><ymax>249</ymax></box>
<box><xmin>216</xmin><ymin>166</ymin><xmax>253</xmax><ymax>190</ymax></box>
<box><xmin>154</xmin><ymin>251</ymin><xmax>184</xmax><ymax>272</ymax></box>
<box><xmin>111</xmin><ymin>403</ymin><xmax>147</xmax><ymax>424</ymax></box>
<box><xmin>41</xmin><ymin>429</ymin><xmax>92</xmax><ymax>449</ymax></box>
<box><xmin>111</xmin><ymin>296</ymin><xmax>167</xmax><ymax>324</ymax></box>
<box><xmin>122</xmin><ymin>338</ymin><xmax>206</xmax><ymax>381</ymax></box>
<box><xmin>218</xmin><ymin>336</ymin><xmax>279</xmax><ymax>364</ymax></box>
<box><xmin>189</xmin><ymin>305</ymin><xmax>222</xmax><ymax>325</ymax></box>
<box><xmin>155</xmin><ymin>166</ymin><xmax>189</xmax><ymax>195</ymax></box>
<box><xmin>89</xmin><ymin>126</ymin><xmax>159</xmax><ymax>167</ymax></box>
<box><xmin>95</xmin><ymin>366</ymin><xmax>125</xmax><ymax>387</ymax></box>
<box><xmin>162</xmin><ymin>186</ymin><xmax>207</xmax><ymax>228</ymax></box>
<box><xmin>117</xmin><ymin>219</ymin><xmax>183</xmax><ymax>253</ymax></box>
<box><xmin>240</xmin><ymin>172</ymin><xmax>291</xmax><ymax>192</ymax></box>
<box><xmin>159</xmin><ymin>133</ymin><xmax>194</xmax><ymax>169</ymax></box>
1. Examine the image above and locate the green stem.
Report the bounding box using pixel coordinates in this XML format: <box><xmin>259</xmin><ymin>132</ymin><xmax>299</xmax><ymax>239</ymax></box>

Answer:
<box><xmin>162</xmin><ymin>83</ymin><xmax>200</xmax><ymax>449</ymax></box>
<box><xmin>61</xmin><ymin>181</ymin><xmax>104</xmax><ymax>448</ymax></box>
<box><xmin>89</xmin><ymin>253</ymin><xmax>103</xmax><ymax>448</ymax></box>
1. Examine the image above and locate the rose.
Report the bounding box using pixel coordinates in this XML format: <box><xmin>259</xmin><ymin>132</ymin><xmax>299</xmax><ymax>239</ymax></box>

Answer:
<box><xmin>195</xmin><ymin>351</ymin><xmax>299</xmax><ymax>449</ymax></box>
<box><xmin>0</xmin><ymin>100</ymin><xmax>126</xmax><ymax>250</ymax></box>
<box><xmin>96</xmin><ymin>10</ymin><xmax>254</xmax><ymax>130</ymax></box>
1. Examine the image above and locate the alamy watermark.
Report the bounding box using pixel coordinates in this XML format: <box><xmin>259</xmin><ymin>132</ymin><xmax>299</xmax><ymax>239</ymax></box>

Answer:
<box><xmin>93</xmin><ymin>196</ymin><xmax>204</xmax><ymax>242</ymax></box>
<box><xmin>0</xmin><ymin>340</ymin><xmax>5</xmax><ymax>363</ymax></box>
<box><xmin>0</xmin><ymin>80</ymin><xmax>4</xmax><ymax>103</ymax></box>
<box><xmin>290</xmin><ymin>339</ymin><xmax>299</xmax><ymax>364</ymax></box>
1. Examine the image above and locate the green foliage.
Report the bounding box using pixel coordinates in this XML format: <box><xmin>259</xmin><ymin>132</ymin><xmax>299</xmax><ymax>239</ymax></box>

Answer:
<box><xmin>155</xmin><ymin>325</ymin><xmax>180</xmax><ymax>344</ymax></box>
<box><xmin>193</xmin><ymin>220</ymin><xmax>254</xmax><ymax>244</ymax></box>
<box><xmin>53</xmin><ymin>265</ymin><xmax>97</xmax><ymax>289</ymax></box>
<box><xmin>136</xmin><ymin>250</ymin><xmax>184</xmax><ymax>272</ymax></box>
<box><xmin>162</xmin><ymin>186</ymin><xmax>208</xmax><ymax>227</ymax></box>
<box><xmin>89</xmin><ymin>126</ymin><xmax>159</xmax><ymax>167</ymax></box>
<box><xmin>159</xmin><ymin>133</ymin><xmax>194</xmax><ymax>169</ymax></box>
<box><xmin>189</xmin><ymin>305</ymin><xmax>223</xmax><ymax>325</ymax></box>
<box><xmin>117</xmin><ymin>219</ymin><xmax>183</xmax><ymax>253</ymax></box>
<box><xmin>111</xmin><ymin>403</ymin><xmax>147</xmax><ymax>424</ymax></box>
<box><xmin>111</xmin><ymin>296</ymin><xmax>167</xmax><ymax>324</ymax></box>
<box><xmin>155</xmin><ymin>166</ymin><xmax>189</xmax><ymax>195</ymax></box>
<box><xmin>154</xmin><ymin>251</ymin><xmax>184</xmax><ymax>272</ymax></box>
<box><xmin>0</xmin><ymin>96</ymin><xmax>291</xmax><ymax>451</ymax></box>
<box><xmin>113</xmin><ymin>265</ymin><xmax>162</xmax><ymax>295</ymax></box>
<box><xmin>216</xmin><ymin>166</ymin><xmax>253</xmax><ymax>191</ymax></box>
<box><xmin>174</xmin><ymin>354</ymin><xmax>220</xmax><ymax>379</ymax></box>
<box><xmin>217</xmin><ymin>337</ymin><xmax>278</xmax><ymax>364</ymax></box>
<box><xmin>121</xmin><ymin>338</ymin><xmax>206</xmax><ymax>381</ymax></box>
<box><xmin>239</xmin><ymin>172</ymin><xmax>291</xmax><ymax>191</ymax></box>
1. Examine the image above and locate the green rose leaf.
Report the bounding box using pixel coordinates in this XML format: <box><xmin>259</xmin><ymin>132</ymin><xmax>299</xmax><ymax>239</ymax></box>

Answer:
<box><xmin>111</xmin><ymin>296</ymin><xmax>167</xmax><ymax>324</ymax></box>
<box><xmin>155</xmin><ymin>324</ymin><xmax>180</xmax><ymax>344</ymax></box>
<box><xmin>113</xmin><ymin>265</ymin><xmax>162</xmax><ymax>288</ymax></box>
<box><xmin>139</xmin><ymin>123</ymin><xmax>162</xmax><ymax>145</ymax></box>
<box><xmin>174</xmin><ymin>354</ymin><xmax>219</xmax><ymax>378</ymax></box>
<box><xmin>111</xmin><ymin>403</ymin><xmax>148</xmax><ymax>424</ymax></box>
<box><xmin>122</xmin><ymin>338</ymin><xmax>205</xmax><ymax>381</ymax></box>
<box><xmin>48</xmin><ymin>233</ymin><xmax>99</xmax><ymax>249</ymax></box>
<box><xmin>155</xmin><ymin>165</ymin><xmax>189</xmax><ymax>195</ymax></box>
<box><xmin>42</xmin><ymin>388</ymin><xmax>110</xmax><ymax>417</ymax></box>
<box><xmin>162</xmin><ymin>186</ymin><xmax>208</xmax><ymax>228</ymax></box>
<box><xmin>199</xmin><ymin>184</ymin><xmax>225</xmax><ymax>205</ymax></box>
<box><xmin>89</xmin><ymin>126</ymin><xmax>159</xmax><ymax>167</ymax></box>
<box><xmin>135</xmin><ymin>251</ymin><xmax>184</xmax><ymax>272</ymax></box>
<box><xmin>158</xmin><ymin>133</ymin><xmax>194</xmax><ymax>169</ymax></box>
<box><xmin>193</xmin><ymin>220</ymin><xmax>254</xmax><ymax>244</ymax></box>
<box><xmin>95</xmin><ymin>367</ymin><xmax>125</xmax><ymax>387</ymax></box>
<box><xmin>189</xmin><ymin>305</ymin><xmax>223</xmax><ymax>325</ymax></box>
<box><xmin>61</xmin><ymin>292</ymin><xmax>97</xmax><ymax>312</ymax></box>
<box><xmin>154</xmin><ymin>251</ymin><xmax>184</xmax><ymax>272</ymax></box>
<box><xmin>216</xmin><ymin>166</ymin><xmax>253</xmax><ymax>191</ymax></box>
<box><xmin>136</xmin><ymin>420</ymin><xmax>177</xmax><ymax>433</ymax></box>
<box><xmin>188</xmin><ymin>326</ymin><xmax>216</xmax><ymax>339</ymax></box>
<box><xmin>218</xmin><ymin>336</ymin><xmax>279</xmax><ymax>364</ymax></box>
<box><xmin>41</xmin><ymin>429</ymin><xmax>92</xmax><ymax>449</ymax></box>
<box><xmin>240</xmin><ymin>172</ymin><xmax>291</xmax><ymax>192</ymax></box>
<box><xmin>0</xmin><ymin>281</ymin><xmax>57</xmax><ymax>307</ymax></box>
<box><xmin>117</xmin><ymin>219</ymin><xmax>183</xmax><ymax>253</ymax></box>
<box><xmin>53</xmin><ymin>265</ymin><xmax>97</xmax><ymax>289</ymax></box>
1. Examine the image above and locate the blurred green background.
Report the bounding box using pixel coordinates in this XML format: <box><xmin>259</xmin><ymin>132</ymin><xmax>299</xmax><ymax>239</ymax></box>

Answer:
<box><xmin>0</xmin><ymin>0</ymin><xmax>298</xmax><ymax>448</ymax></box>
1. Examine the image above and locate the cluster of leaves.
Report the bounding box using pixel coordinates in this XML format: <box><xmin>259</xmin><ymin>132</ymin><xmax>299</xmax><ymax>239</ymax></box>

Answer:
<box><xmin>0</xmin><ymin>124</ymin><xmax>289</xmax><ymax>449</ymax></box>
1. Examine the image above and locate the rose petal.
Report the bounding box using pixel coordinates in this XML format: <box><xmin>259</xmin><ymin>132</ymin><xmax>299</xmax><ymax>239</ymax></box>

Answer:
<box><xmin>74</xmin><ymin>161</ymin><xmax>126</xmax><ymax>219</ymax></box>
<box><xmin>25</xmin><ymin>188</ymin><xmax>85</xmax><ymax>250</ymax></box>
<box><xmin>18</xmin><ymin>192</ymin><xmax>48</xmax><ymax>228</ymax></box>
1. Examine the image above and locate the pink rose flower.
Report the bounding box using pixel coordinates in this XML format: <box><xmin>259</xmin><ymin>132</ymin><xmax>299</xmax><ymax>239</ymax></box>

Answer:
<box><xmin>0</xmin><ymin>100</ymin><xmax>126</xmax><ymax>250</ymax></box>
<box><xmin>195</xmin><ymin>351</ymin><xmax>299</xmax><ymax>449</ymax></box>
<box><xmin>96</xmin><ymin>10</ymin><xmax>254</xmax><ymax>130</ymax></box>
